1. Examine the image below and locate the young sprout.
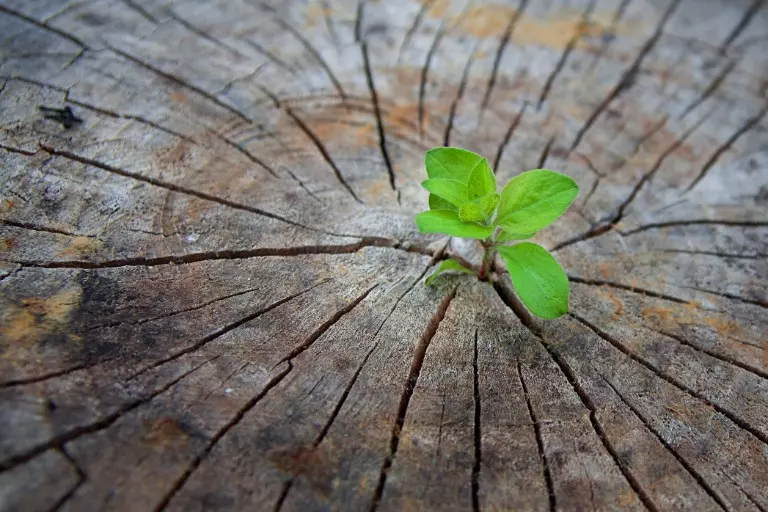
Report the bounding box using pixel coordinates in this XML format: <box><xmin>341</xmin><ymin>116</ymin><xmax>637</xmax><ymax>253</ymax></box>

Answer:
<box><xmin>416</xmin><ymin>147</ymin><xmax>579</xmax><ymax>319</ymax></box>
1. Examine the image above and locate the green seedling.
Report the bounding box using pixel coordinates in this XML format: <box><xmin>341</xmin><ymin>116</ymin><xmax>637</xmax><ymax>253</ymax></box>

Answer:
<box><xmin>416</xmin><ymin>147</ymin><xmax>579</xmax><ymax>319</ymax></box>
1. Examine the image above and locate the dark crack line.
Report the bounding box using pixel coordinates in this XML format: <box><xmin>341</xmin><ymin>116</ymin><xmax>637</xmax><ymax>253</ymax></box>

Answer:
<box><xmin>87</xmin><ymin>285</ymin><xmax>268</xmax><ymax>332</ymax></box>
<box><xmin>552</xmin><ymin>109</ymin><xmax>711</xmax><ymax>252</ymax></box>
<box><xmin>0</xmin><ymin>4</ymin><xmax>88</xmax><ymax>49</ymax></box>
<box><xmin>36</xmin><ymin>144</ymin><xmax>333</xmax><ymax>236</ymax></box>
<box><xmin>678</xmin><ymin>60</ymin><xmax>736</xmax><ymax>120</ymax></box>
<box><xmin>67</xmin><ymin>98</ymin><xmax>197</xmax><ymax>143</ymax></box>
<box><xmin>614</xmin><ymin>115</ymin><xmax>670</xmax><ymax>177</ymax></box>
<box><xmin>211</xmin><ymin>131</ymin><xmax>280</xmax><ymax>178</ymax></box>
<box><xmin>243</xmin><ymin>39</ymin><xmax>297</xmax><ymax>75</ymax></box>
<box><xmin>479</xmin><ymin>0</ymin><xmax>528</xmax><ymax>118</ymax></box>
<box><xmin>569</xmin><ymin>312</ymin><xmax>768</xmax><ymax>445</ymax></box>
<box><xmin>282</xmin><ymin>166</ymin><xmax>324</xmax><ymax>204</ymax></box>
<box><xmin>121</xmin><ymin>0</ymin><xmax>158</xmax><ymax>24</ymax></box>
<box><xmin>362</xmin><ymin>41</ymin><xmax>397</xmax><ymax>191</ymax></box>
<box><xmin>277</xmin><ymin>284</ymin><xmax>377</xmax><ymax>364</ymax></box>
<box><xmin>609</xmin><ymin>108</ymin><xmax>712</xmax><ymax>217</ymax></box>
<box><xmin>536</xmin><ymin>0</ymin><xmax>597</xmax><ymax>110</ymax></box>
<box><xmin>320</xmin><ymin>0</ymin><xmax>341</xmax><ymax>52</ymax></box>
<box><xmin>418</xmin><ymin>22</ymin><xmax>446</xmax><ymax>139</ymax></box>
<box><xmin>586</xmin><ymin>0</ymin><xmax>630</xmax><ymax>75</ymax></box>
<box><xmin>494</xmin><ymin>281</ymin><xmax>659</xmax><ymax>510</ymax></box>
<box><xmin>354</xmin><ymin>0</ymin><xmax>365</xmax><ymax>42</ymax></box>
<box><xmin>156</xmin><ymin>283</ymin><xmax>379</xmax><ymax>511</ymax></box>
<box><xmin>0</xmin><ymin>218</ymin><xmax>96</xmax><ymax>238</ymax></box>
<box><xmin>0</xmin><ymin>363</ymin><xmax>93</xmax><ymax>389</ymax></box>
<box><xmin>397</xmin><ymin>0</ymin><xmax>436</xmax><ymax>63</ymax></box>
<box><xmin>493</xmin><ymin>101</ymin><xmax>529</xmax><ymax>172</ymax></box>
<box><xmin>1</xmin><ymin>143</ymin><xmax>38</xmax><ymax>156</ymax></box>
<box><xmin>5</xmin><ymin>76</ymin><xmax>198</xmax><ymax>144</ymax></box>
<box><xmin>152</xmin><ymin>361</ymin><xmax>293</xmax><ymax>512</ymax></box>
<box><xmin>647</xmin><ymin>327</ymin><xmax>768</xmax><ymax>381</ymax></box>
<box><xmin>657</xmin><ymin>248</ymin><xmax>766</xmax><ymax>260</ymax></box>
<box><xmin>48</xmin><ymin>446</ymin><xmax>87</xmax><ymax>512</ymax></box>
<box><xmin>677</xmin><ymin>285</ymin><xmax>767</xmax><ymax>309</ymax></box>
<box><xmin>105</xmin><ymin>45</ymin><xmax>250</xmax><ymax>123</ymax></box>
<box><xmin>504</xmin><ymin>296</ymin><xmax>659</xmax><ymax>512</ymax></box>
<box><xmin>127</xmin><ymin>279</ymin><xmax>330</xmax><ymax>380</ymax></box>
<box><xmin>621</xmin><ymin>219</ymin><xmax>768</xmax><ymax>237</ymax></box>
<box><xmin>274</xmin><ymin>265</ymin><xmax>433</xmax><ymax>511</ymax></box>
<box><xmin>444</xmin><ymin>44</ymin><xmax>478</xmax><ymax>147</ymax></box>
<box><xmin>252</xmin><ymin>1</ymin><xmax>346</xmax><ymax>99</ymax></box>
<box><xmin>0</xmin><ymin>356</ymin><xmax>214</xmax><ymax>473</ymax></box>
<box><xmin>537</xmin><ymin>136</ymin><xmax>555</xmax><ymax>170</ymax></box>
<box><xmin>516</xmin><ymin>359</ymin><xmax>556</xmax><ymax>512</ymax></box>
<box><xmin>284</xmin><ymin>108</ymin><xmax>363</xmax><ymax>203</ymax></box>
<box><xmin>568</xmin><ymin>276</ymin><xmax>688</xmax><ymax>304</ymax></box>
<box><xmin>569</xmin><ymin>0</ymin><xmax>681</xmax><ymax>152</ymax></box>
<box><xmin>574</xmin><ymin>153</ymin><xmax>604</xmax><ymax>178</ymax></box>
<box><xmin>165</xmin><ymin>8</ymin><xmax>243</xmax><ymax>57</ymax></box>
<box><xmin>600</xmin><ymin>376</ymin><xmax>729</xmax><ymax>511</ymax></box>
<box><xmin>721</xmin><ymin>0</ymin><xmax>764</xmax><ymax>52</ymax></box>
<box><xmin>368</xmin><ymin>289</ymin><xmax>456</xmax><ymax>512</ymax></box>
<box><xmin>471</xmin><ymin>329</ymin><xmax>482</xmax><ymax>512</ymax></box>
<box><xmin>723</xmin><ymin>473</ymin><xmax>768</xmax><ymax>512</ymax></box>
<box><xmin>682</xmin><ymin>104</ymin><xmax>768</xmax><ymax>193</ymax></box>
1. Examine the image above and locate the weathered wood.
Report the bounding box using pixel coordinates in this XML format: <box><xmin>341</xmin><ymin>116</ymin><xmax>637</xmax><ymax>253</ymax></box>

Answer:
<box><xmin>1</xmin><ymin>0</ymin><xmax>767</xmax><ymax>510</ymax></box>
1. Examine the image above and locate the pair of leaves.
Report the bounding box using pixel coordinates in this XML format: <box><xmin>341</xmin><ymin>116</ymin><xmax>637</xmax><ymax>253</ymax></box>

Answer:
<box><xmin>426</xmin><ymin>243</ymin><xmax>569</xmax><ymax>319</ymax></box>
<box><xmin>416</xmin><ymin>148</ymin><xmax>579</xmax><ymax>242</ymax></box>
<box><xmin>417</xmin><ymin>148</ymin><xmax>499</xmax><ymax>239</ymax></box>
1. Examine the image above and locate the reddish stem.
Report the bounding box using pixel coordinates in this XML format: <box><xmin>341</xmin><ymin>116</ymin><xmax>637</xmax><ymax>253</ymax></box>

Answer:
<box><xmin>478</xmin><ymin>244</ymin><xmax>495</xmax><ymax>281</ymax></box>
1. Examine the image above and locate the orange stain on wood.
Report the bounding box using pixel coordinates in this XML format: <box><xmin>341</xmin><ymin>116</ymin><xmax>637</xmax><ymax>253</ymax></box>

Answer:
<box><xmin>456</xmin><ymin>4</ymin><xmax>517</xmax><ymax>38</ymax></box>
<box><xmin>303</xmin><ymin>3</ymin><xmax>330</xmax><ymax>28</ymax></box>
<box><xmin>170</xmin><ymin>90</ymin><xmax>186</xmax><ymax>104</ymax></box>
<box><xmin>604</xmin><ymin>288</ymin><xmax>624</xmax><ymax>320</ymax></box>
<box><xmin>641</xmin><ymin>306</ymin><xmax>677</xmax><ymax>330</ymax></box>
<box><xmin>144</xmin><ymin>418</ymin><xmax>189</xmax><ymax>446</ymax></box>
<box><xmin>57</xmin><ymin>236</ymin><xmax>101</xmax><ymax>258</ymax></box>
<box><xmin>427</xmin><ymin>0</ymin><xmax>450</xmax><ymax>19</ymax></box>
<box><xmin>1</xmin><ymin>287</ymin><xmax>82</xmax><ymax>350</ymax></box>
<box><xmin>701</xmin><ymin>316</ymin><xmax>744</xmax><ymax>338</ymax></box>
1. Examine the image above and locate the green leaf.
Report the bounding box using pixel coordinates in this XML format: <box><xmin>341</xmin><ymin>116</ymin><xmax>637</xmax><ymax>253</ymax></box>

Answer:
<box><xmin>458</xmin><ymin>192</ymin><xmax>500</xmax><ymax>224</ymax></box>
<box><xmin>425</xmin><ymin>147</ymin><xmax>485</xmax><ymax>182</ymax></box>
<box><xmin>494</xmin><ymin>170</ymin><xmax>579</xmax><ymax>234</ymax></box>
<box><xmin>498</xmin><ymin>242</ymin><xmax>569</xmax><ymax>319</ymax></box>
<box><xmin>422</xmin><ymin>179</ymin><xmax>470</xmax><ymax>208</ymax></box>
<box><xmin>496</xmin><ymin>229</ymin><xmax>536</xmax><ymax>243</ymax></box>
<box><xmin>425</xmin><ymin>259</ymin><xmax>475</xmax><ymax>286</ymax></box>
<box><xmin>479</xmin><ymin>192</ymin><xmax>500</xmax><ymax>218</ymax></box>
<box><xmin>458</xmin><ymin>202</ymin><xmax>485</xmax><ymax>223</ymax></box>
<box><xmin>429</xmin><ymin>194</ymin><xmax>456</xmax><ymax>211</ymax></box>
<box><xmin>467</xmin><ymin>158</ymin><xmax>496</xmax><ymax>199</ymax></box>
<box><xmin>415</xmin><ymin>210</ymin><xmax>494</xmax><ymax>239</ymax></box>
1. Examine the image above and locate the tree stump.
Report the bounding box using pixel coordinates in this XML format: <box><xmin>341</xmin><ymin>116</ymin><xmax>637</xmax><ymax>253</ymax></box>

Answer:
<box><xmin>1</xmin><ymin>0</ymin><xmax>767</xmax><ymax>510</ymax></box>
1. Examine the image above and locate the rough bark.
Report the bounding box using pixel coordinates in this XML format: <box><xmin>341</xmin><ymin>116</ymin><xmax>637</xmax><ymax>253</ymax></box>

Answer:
<box><xmin>1</xmin><ymin>0</ymin><xmax>767</xmax><ymax>510</ymax></box>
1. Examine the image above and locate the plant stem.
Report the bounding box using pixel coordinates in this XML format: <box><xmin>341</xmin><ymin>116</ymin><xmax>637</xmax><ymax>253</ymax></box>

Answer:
<box><xmin>478</xmin><ymin>243</ymin><xmax>495</xmax><ymax>281</ymax></box>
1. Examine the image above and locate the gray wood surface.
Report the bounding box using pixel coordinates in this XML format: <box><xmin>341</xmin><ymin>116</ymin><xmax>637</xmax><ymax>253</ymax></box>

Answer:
<box><xmin>1</xmin><ymin>0</ymin><xmax>767</xmax><ymax>510</ymax></box>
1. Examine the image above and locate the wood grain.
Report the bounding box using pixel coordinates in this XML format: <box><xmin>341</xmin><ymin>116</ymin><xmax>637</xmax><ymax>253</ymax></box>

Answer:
<box><xmin>1</xmin><ymin>0</ymin><xmax>767</xmax><ymax>510</ymax></box>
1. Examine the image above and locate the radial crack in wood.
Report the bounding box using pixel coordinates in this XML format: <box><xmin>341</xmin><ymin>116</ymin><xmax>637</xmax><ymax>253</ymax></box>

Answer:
<box><xmin>2</xmin><ymin>0</ymin><xmax>768</xmax><ymax>510</ymax></box>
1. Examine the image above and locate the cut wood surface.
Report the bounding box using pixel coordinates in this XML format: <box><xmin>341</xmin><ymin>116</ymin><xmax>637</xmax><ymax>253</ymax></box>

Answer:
<box><xmin>1</xmin><ymin>0</ymin><xmax>767</xmax><ymax>510</ymax></box>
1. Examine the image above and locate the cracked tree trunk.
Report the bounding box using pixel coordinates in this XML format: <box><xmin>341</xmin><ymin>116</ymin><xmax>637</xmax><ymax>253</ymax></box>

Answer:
<box><xmin>1</xmin><ymin>0</ymin><xmax>768</xmax><ymax>510</ymax></box>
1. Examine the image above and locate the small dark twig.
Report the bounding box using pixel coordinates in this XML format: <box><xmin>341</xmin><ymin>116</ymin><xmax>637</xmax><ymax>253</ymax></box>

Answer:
<box><xmin>38</xmin><ymin>106</ymin><xmax>82</xmax><ymax>129</ymax></box>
